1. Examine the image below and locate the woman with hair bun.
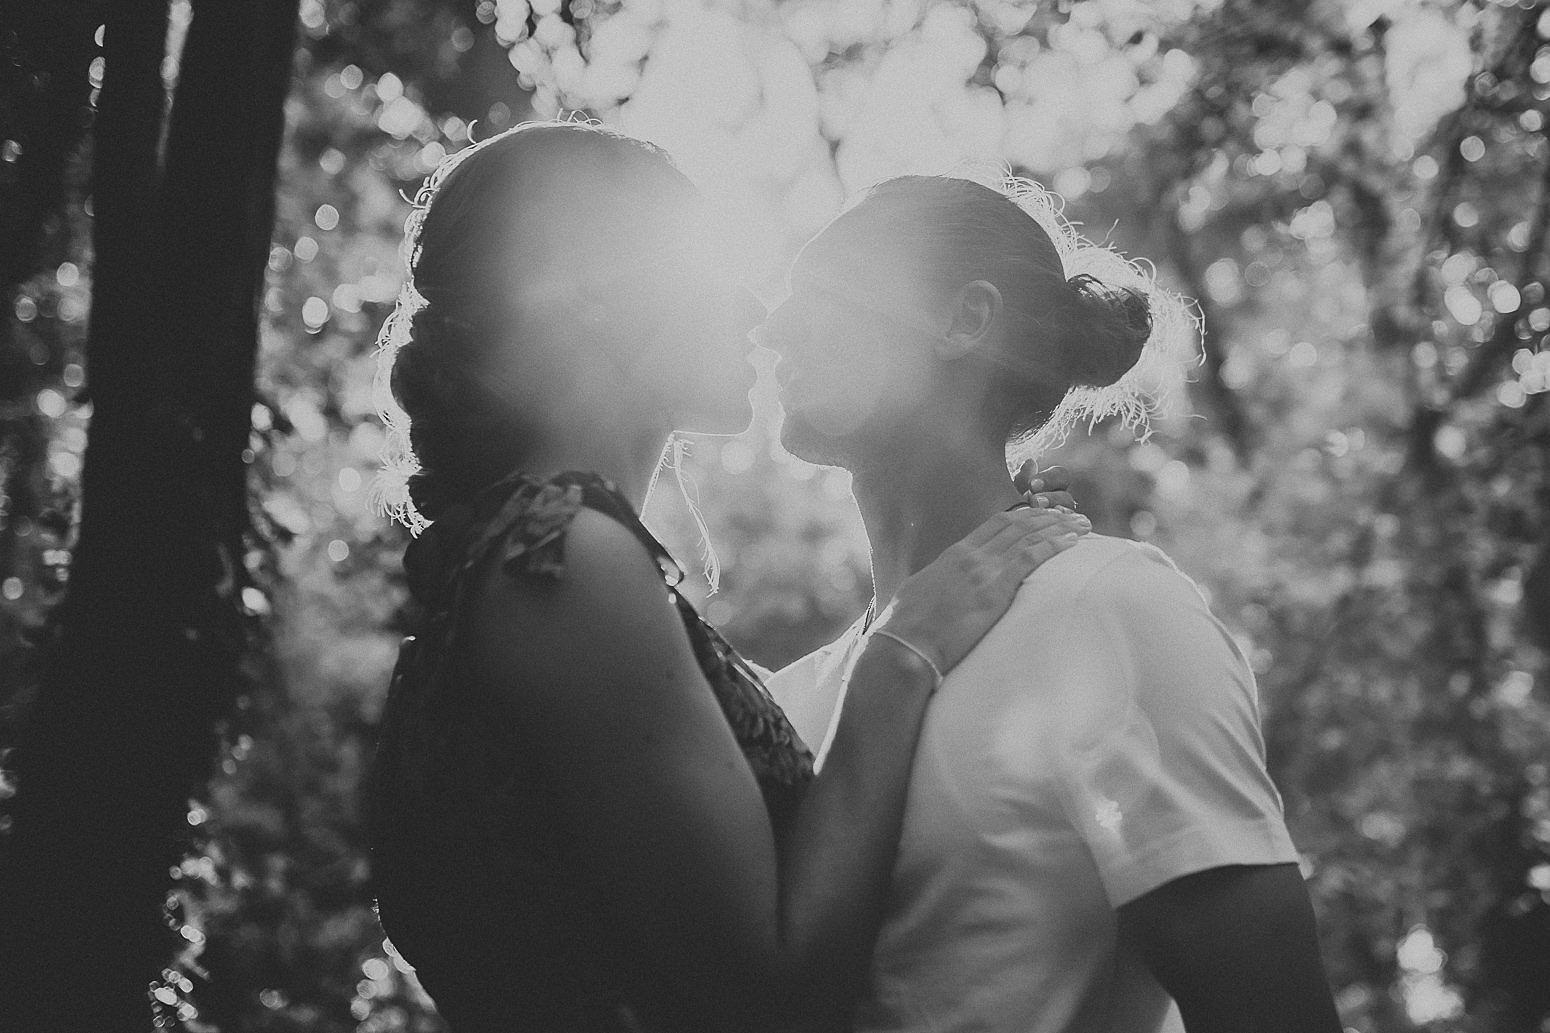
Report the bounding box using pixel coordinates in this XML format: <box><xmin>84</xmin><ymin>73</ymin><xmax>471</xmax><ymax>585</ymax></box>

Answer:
<box><xmin>762</xmin><ymin>174</ymin><xmax>1342</xmax><ymax>1033</ymax></box>
<box><xmin>366</xmin><ymin>124</ymin><xmax>1089</xmax><ymax>1033</ymax></box>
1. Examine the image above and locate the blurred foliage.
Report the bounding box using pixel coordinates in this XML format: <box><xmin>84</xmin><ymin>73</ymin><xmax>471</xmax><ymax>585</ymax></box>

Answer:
<box><xmin>3</xmin><ymin>0</ymin><xmax>1549</xmax><ymax>1030</ymax></box>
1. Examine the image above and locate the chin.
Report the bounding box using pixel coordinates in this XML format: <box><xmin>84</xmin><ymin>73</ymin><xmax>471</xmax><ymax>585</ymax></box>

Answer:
<box><xmin>777</xmin><ymin>410</ymin><xmax>853</xmax><ymax>470</ymax></box>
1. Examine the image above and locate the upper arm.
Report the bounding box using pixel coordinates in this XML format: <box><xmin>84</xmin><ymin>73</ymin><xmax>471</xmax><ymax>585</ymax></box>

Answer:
<box><xmin>1060</xmin><ymin>552</ymin><xmax>1338</xmax><ymax>1029</ymax></box>
<box><xmin>1055</xmin><ymin>551</ymin><xmax>1299</xmax><ymax>906</ymax></box>
<box><xmin>462</xmin><ymin>509</ymin><xmax>779</xmax><ymax>1002</ymax></box>
<box><xmin>1117</xmin><ymin>863</ymin><xmax>1341</xmax><ymax>1033</ymax></box>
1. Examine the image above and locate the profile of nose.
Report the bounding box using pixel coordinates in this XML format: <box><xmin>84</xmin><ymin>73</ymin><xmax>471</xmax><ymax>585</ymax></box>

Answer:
<box><xmin>735</xmin><ymin>288</ymin><xmax>768</xmax><ymax>348</ymax></box>
<box><xmin>736</xmin><ymin>288</ymin><xmax>766</xmax><ymax>327</ymax></box>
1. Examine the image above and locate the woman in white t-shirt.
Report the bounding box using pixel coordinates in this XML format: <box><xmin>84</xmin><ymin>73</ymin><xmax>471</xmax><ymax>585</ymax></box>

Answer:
<box><xmin>761</xmin><ymin>173</ymin><xmax>1344</xmax><ymax>1033</ymax></box>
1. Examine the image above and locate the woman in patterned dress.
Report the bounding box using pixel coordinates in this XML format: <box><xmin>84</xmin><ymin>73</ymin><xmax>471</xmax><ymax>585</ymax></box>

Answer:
<box><xmin>366</xmin><ymin>120</ymin><xmax>1088</xmax><ymax>1033</ymax></box>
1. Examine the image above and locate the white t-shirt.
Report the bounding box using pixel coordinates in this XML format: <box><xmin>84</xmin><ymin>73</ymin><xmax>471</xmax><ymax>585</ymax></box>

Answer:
<box><xmin>767</xmin><ymin>535</ymin><xmax>1300</xmax><ymax>1033</ymax></box>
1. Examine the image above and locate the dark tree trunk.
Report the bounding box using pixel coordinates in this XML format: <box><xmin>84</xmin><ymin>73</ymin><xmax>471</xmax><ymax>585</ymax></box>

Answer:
<box><xmin>0</xmin><ymin>0</ymin><xmax>298</xmax><ymax>1026</ymax></box>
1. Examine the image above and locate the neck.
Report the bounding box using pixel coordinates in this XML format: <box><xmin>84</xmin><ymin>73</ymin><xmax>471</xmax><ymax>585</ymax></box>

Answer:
<box><xmin>514</xmin><ymin>421</ymin><xmax>675</xmax><ymax>511</ymax></box>
<box><xmin>496</xmin><ymin>347</ymin><xmax>683</xmax><ymax>509</ymax></box>
<box><xmin>849</xmin><ymin>431</ymin><xmax>1023</xmax><ymax>615</ymax></box>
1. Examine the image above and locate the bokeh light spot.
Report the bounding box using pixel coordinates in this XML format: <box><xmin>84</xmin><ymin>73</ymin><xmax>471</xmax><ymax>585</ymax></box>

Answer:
<box><xmin>50</xmin><ymin>452</ymin><xmax>83</xmax><ymax>480</ymax></box>
<box><xmin>241</xmin><ymin>586</ymin><xmax>271</xmax><ymax>615</ymax></box>
<box><xmin>1487</xmin><ymin>280</ymin><xmax>1521</xmax><ymax>314</ymax></box>
<box><xmin>35</xmin><ymin>388</ymin><xmax>68</xmax><ymax>419</ymax></box>
<box><xmin>1433</xmin><ymin>425</ymin><xmax>1467</xmax><ymax>461</ymax></box>
<box><xmin>1288</xmin><ymin>340</ymin><xmax>1319</xmax><ymax>367</ymax></box>
<box><xmin>1443</xmin><ymin>286</ymin><xmax>1483</xmax><ymax>325</ymax></box>
<box><xmin>302</xmin><ymin>296</ymin><xmax>330</xmax><ymax>329</ymax></box>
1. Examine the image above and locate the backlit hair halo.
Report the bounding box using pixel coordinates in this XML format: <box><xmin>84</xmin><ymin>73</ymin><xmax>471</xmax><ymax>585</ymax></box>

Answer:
<box><xmin>368</xmin><ymin>122</ymin><xmax>491</xmax><ymax>537</ymax></box>
<box><xmin>370</xmin><ymin>117</ymin><xmax>637</xmax><ymax>536</ymax></box>
<box><xmin>368</xmin><ymin>118</ymin><xmax>725</xmax><ymax>589</ymax></box>
<box><xmin>988</xmin><ymin>169</ymin><xmax>1202</xmax><ymax>466</ymax></box>
<box><xmin>372</xmin><ymin>139</ymin><xmax>1201</xmax><ymax>536</ymax></box>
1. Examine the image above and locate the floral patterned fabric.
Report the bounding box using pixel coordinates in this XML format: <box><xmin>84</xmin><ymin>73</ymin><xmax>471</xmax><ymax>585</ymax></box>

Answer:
<box><xmin>368</xmin><ymin>470</ymin><xmax>813</xmax><ymax>1033</ymax></box>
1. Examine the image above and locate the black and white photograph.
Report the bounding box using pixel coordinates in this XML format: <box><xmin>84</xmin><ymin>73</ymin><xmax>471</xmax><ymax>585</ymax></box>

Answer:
<box><xmin>2</xmin><ymin>1</ymin><xmax>1548</xmax><ymax>1031</ymax></box>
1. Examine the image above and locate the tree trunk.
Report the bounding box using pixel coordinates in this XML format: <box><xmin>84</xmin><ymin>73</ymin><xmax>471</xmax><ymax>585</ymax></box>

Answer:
<box><xmin>0</xmin><ymin>0</ymin><xmax>298</xmax><ymax>1026</ymax></box>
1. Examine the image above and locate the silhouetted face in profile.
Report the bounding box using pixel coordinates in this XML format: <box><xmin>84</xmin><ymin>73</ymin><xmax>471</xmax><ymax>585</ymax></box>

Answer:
<box><xmin>763</xmin><ymin>212</ymin><xmax>951</xmax><ymax>469</ymax></box>
<box><xmin>413</xmin><ymin>123</ymin><xmax>766</xmax><ymax>441</ymax></box>
<box><xmin>763</xmin><ymin>176</ymin><xmax>1157</xmax><ymax>475</ymax></box>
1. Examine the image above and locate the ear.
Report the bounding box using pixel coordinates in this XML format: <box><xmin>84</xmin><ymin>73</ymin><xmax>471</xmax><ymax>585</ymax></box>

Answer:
<box><xmin>936</xmin><ymin>280</ymin><xmax>1002</xmax><ymax>360</ymax></box>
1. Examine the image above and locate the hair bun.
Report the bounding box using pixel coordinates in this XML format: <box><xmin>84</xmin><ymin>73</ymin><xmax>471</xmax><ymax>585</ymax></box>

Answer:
<box><xmin>1063</xmin><ymin>273</ymin><xmax>1153</xmax><ymax>389</ymax></box>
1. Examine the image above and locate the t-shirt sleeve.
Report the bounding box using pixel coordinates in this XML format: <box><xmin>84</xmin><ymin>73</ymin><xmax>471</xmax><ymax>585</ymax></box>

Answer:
<box><xmin>1052</xmin><ymin>544</ymin><xmax>1299</xmax><ymax>907</ymax></box>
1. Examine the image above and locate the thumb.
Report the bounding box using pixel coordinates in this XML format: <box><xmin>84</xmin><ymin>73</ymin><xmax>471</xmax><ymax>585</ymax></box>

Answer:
<box><xmin>1012</xmin><ymin>459</ymin><xmax>1041</xmax><ymax>493</ymax></box>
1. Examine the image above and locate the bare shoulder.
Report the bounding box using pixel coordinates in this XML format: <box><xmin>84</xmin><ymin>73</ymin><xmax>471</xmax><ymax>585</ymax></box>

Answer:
<box><xmin>467</xmin><ymin>504</ymin><xmax>673</xmax><ymax>614</ymax></box>
<box><xmin>459</xmin><ymin>505</ymin><xmax>698</xmax><ymax>712</ymax></box>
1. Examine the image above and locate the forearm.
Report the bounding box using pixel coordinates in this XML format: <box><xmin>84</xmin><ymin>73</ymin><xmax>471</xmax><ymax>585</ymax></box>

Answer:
<box><xmin>771</xmin><ymin>641</ymin><xmax>936</xmax><ymax>1023</ymax></box>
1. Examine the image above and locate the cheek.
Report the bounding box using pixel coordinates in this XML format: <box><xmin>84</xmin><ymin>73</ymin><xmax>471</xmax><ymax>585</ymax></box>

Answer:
<box><xmin>836</xmin><ymin>327</ymin><xmax>931</xmax><ymax>395</ymax></box>
<box><xmin>649</xmin><ymin>301</ymin><xmax>738</xmax><ymax>368</ymax></box>
<box><xmin>665</xmin><ymin>315</ymin><xmax>757</xmax><ymax>413</ymax></box>
<box><xmin>791</xmin><ymin>330</ymin><xmax>922</xmax><ymax>429</ymax></box>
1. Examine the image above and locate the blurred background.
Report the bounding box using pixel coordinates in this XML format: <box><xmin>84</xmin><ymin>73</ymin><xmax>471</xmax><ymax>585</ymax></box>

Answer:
<box><xmin>2</xmin><ymin>0</ymin><xmax>1549</xmax><ymax>1030</ymax></box>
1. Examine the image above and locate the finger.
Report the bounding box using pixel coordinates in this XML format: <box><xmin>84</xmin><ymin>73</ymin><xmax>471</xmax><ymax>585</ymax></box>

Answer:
<box><xmin>979</xmin><ymin>508</ymin><xmax>1091</xmax><ymax>552</ymax></box>
<box><xmin>1024</xmin><ymin>489</ymin><xmax>1078</xmax><ymax>511</ymax></box>
<box><xmin>998</xmin><ymin>528</ymin><xmax>1081</xmax><ymax>584</ymax></box>
<box><xmin>981</xmin><ymin>508</ymin><xmax>1081</xmax><ymax>550</ymax></box>
<box><xmin>960</xmin><ymin>509</ymin><xmax>1026</xmax><ymax>549</ymax></box>
<box><xmin>969</xmin><ymin>502</ymin><xmax>1089</xmax><ymax>551</ymax></box>
<box><xmin>1012</xmin><ymin>459</ymin><xmax>1041</xmax><ymax>493</ymax></box>
<box><xmin>1021</xmin><ymin>511</ymin><xmax>1089</xmax><ymax>542</ymax></box>
<box><xmin>1038</xmin><ymin>465</ymin><xmax>1072</xmax><ymax>492</ymax></box>
<box><xmin>965</xmin><ymin>505</ymin><xmax>1074</xmax><ymax>548</ymax></box>
<box><xmin>1029</xmin><ymin>531</ymin><xmax>1081</xmax><ymax>562</ymax></box>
